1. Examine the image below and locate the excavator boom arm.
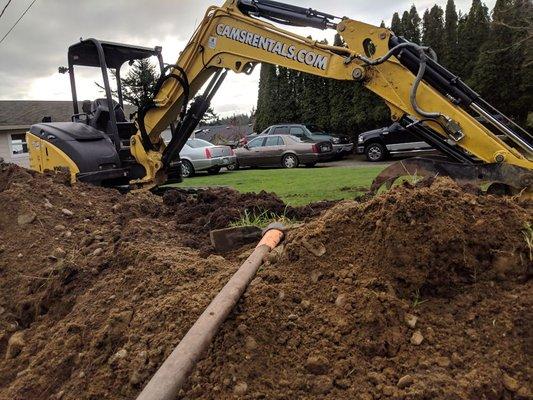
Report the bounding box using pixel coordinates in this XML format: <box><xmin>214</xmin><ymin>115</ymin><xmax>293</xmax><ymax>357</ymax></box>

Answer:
<box><xmin>129</xmin><ymin>0</ymin><xmax>532</xmax><ymax>189</ymax></box>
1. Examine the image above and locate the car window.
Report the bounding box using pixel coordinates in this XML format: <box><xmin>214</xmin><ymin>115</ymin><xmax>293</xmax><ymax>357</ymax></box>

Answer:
<box><xmin>264</xmin><ymin>136</ymin><xmax>283</xmax><ymax>146</ymax></box>
<box><xmin>187</xmin><ymin>139</ymin><xmax>212</xmax><ymax>148</ymax></box>
<box><xmin>289</xmin><ymin>127</ymin><xmax>305</xmax><ymax>137</ymax></box>
<box><xmin>248</xmin><ymin>137</ymin><xmax>264</xmax><ymax>148</ymax></box>
<box><xmin>272</xmin><ymin>126</ymin><xmax>289</xmax><ymax>135</ymax></box>
<box><xmin>286</xmin><ymin>135</ymin><xmax>303</xmax><ymax>143</ymax></box>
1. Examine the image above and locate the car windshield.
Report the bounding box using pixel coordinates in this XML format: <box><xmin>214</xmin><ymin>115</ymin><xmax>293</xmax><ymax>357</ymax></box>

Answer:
<box><xmin>305</xmin><ymin>125</ymin><xmax>326</xmax><ymax>134</ymax></box>
<box><xmin>187</xmin><ymin>139</ymin><xmax>212</xmax><ymax>148</ymax></box>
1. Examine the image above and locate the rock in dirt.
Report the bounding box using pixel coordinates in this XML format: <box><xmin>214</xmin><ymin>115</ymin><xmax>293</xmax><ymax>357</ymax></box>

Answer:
<box><xmin>6</xmin><ymin>331</ymin><xmax>25</xmax><ymax>359</ymax></box>
<box><xmin>410</xmin><ymin>330</ymin><xmax>424</xmax><ymax>345</ymax></box>
<box><xmin>233</xmin><ymin>381</ymin><xmax>248</xmax><ymax>395</ymax></box>
<box><xmin>502</xmin><ymin>373</ymin><xmax>520</xmax><ymax>392</ymax></box>
<box><xmin>17</xmin><ymin>212</ymin><xmax>36</xmax><ymax>226</ymax></box>
<box><xmin>61</xmin><ymin>208</ymin><xmax>74</xmax><ymax>217</ymax></box>
<box><xmin>397</xmin><ymin>374</ymin><xmax>414</xmax><ymax>388</ymax></box>
<box><xmin>404</xmin><ymin>313</ymin><xmax>418</xmax><ymax>328</ymax></box>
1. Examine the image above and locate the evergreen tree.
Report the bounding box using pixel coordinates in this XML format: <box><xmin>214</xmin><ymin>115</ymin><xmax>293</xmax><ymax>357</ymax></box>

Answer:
<box><xmin>469</xmin><ymin>0</ymin><xmax>532</xmax><ymax>123</ymax></box>
<box><xmin>254</xmin><ymin>63</ymin><xmax>278</xmax><ymax>131</ymax></box>
<box><xmin>457</xmin><ymin>0</ymin><xmax>490</xmax><ymax>79</ymax></box>
<box><xmin>443</xmin><ymin>0</ymin><xmax>459</xmax><ymax>72</ymax></box>
<box><xmin>401</xmin><ymin>6</ymin><xmax>422</xmax><ymax>43</ymax></box>
<box><xmin>422</xmin><ymin>5</ymin><xmax>446</xmax><ymax>60</ymax></box>
<box><xmin>391</xmin><ymin>12</ymin><xmax>403</xmax><ymax>35</ymax></box>
<box><xmin>113</xmin><ymin>59</ymin><xmax>159</xmax><ymax>109</ymax></box>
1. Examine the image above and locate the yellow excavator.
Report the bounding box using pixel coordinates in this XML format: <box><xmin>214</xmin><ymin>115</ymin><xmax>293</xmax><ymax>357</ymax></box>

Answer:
<box><xmin>26</xmin><ymin>0</ymin><xmax>532</xmax><ymax>194</ymax></box>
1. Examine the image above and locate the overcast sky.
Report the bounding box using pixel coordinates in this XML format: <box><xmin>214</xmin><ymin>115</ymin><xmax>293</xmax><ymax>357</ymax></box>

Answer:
<box><xmin>0</xmin><ymin>0</ymin><xmax>494</xmax><ymax>117</ymax></box>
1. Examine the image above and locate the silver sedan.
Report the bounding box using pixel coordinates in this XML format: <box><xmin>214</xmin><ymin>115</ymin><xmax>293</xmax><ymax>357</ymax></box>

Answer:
<box><xmin>178</xmin><ymin>138</ymin><xmax>236</xmax><ymax>177</ymax></box>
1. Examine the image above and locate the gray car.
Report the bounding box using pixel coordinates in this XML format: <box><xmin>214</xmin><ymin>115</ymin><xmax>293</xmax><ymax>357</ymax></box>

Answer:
<box><xmin>232</xmin><ymin>134</ymin><xmax>333</xmax><ymax>169</ymax></box>
<box><xmin>178</xmin><ymin>138</ymin><xmax>236</xmax><ymax>177</ymax></box>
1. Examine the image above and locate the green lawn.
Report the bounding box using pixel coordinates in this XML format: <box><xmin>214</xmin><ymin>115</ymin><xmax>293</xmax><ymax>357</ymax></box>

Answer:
<box><xmin>173</xmin><ymin>165</ymin><xmax>386</xmax><ymax>206</ymax></box>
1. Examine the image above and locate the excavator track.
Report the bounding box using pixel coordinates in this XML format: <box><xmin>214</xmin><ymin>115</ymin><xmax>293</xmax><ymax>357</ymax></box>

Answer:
<box><xmin>371</xmin><ymin>157</ymin><xmax>533</xmax><ymax>195</ymax></box>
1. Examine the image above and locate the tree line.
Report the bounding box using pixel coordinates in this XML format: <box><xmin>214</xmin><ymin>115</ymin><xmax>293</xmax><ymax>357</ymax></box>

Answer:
<box><xmin>254</xmin><ymin>0</ymin><xmax>532</xmax><ymax>138</ymax></box>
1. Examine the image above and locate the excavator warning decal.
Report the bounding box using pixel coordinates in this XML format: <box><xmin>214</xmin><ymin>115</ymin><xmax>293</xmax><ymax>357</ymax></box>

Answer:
<box><xmin>216</xmin><ymin>23</ymin><xmax>328</xmax><ymax>70</ymax></box>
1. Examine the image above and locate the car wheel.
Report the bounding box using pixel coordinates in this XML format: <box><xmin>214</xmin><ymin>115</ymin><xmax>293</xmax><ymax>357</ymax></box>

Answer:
<box><xmin>282</xmin><ymin>154</ymin><xmax>299</xmax><ymax>169</ymax></box>
<box><xmin>365</xmin><ymin>143</ymin><xmax>386</xmax><ymax>162</ymax></box>
<box><xmin>181</xmin><ymin>160</ymin><xmax>195</xmax><ymax>178</ymax></box>
<box><xmin>207</xmin><ymin>166</ymin><xmax>221</xmax><ymax>175</ymax></box>
<box><xmin>305</xmin><ymin>162</ymin><xmax>317</xmax><ymax>167</ymax></box>
<box><xmin>226</xmin><ymin>163</ymin><xmax>239</xmax><ymax>171</ymax></box>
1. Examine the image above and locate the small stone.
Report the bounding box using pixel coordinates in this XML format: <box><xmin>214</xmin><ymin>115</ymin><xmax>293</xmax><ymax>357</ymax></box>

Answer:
<box><xmin>335</xmin><ymin>294</ymin><xmax>347</xmax><ymax>307</ymax></box>
<box><xmin>404</xmin><ymin>313</ymin><xmax>418</xmax><ymax>328</ymax></box>
<box><xmin>367</xmin><ymin>371</ymin><xmax>385</xmax><ymax>385</ymax></box>
<box><xmin>397</xmin><ymin>374</ymin><xmax>414</xmax><ymax>388</ymax></box>
<box><xmin>17</xmin><ymin>253</ymin><xmax>23</xmax><ymax>258</ymax></box>
<box><xmin>55</xmin><ymin>390</ymin><xmax>65</xmax><ymax>399</ymax></box>
<box><xmin>502</xmin><ymin>373</ymin><xmax>520</xmax><ymax>392</ymax></box>
<box><xmin>64</xmin><ymin>231</ymin><xmax>72</xmax><ymax>238</ymax></box>
<box><xmin>233</xmin><ymin>381</ymin><xmax>248</xmax><ymax>395</ymax></box>
<box><xmin>245</xmin><ymin>336</ymin><xmax>258</xmax><ymax>351</ymax></box>
<box><xmin>305</xmin><ymin>355</ymin><xmax>330</xmax><ymax>375</ymax></box>
<box><xmin>310</xmin><ymin>270</ymin><xmax>322</xmax><ymax>283</ymax></box>
<box><xmin>44</xmin><ymin>199</ymin><xmax>53</xmax><ymax>209</ymax></box>
<box><xmin>6</xmin><ymin>331</ymin><xmax>25</xmax><ymax>359</ymax></box>
<box><xmin>54</xmin><ymin>224</ymin><xmax>66</xmax><ymax>231</ymax></box>
<box><xmin>61</xmin><ymin>208</ymin><xmax>74</xmax><ymax>217</ymax></box>
<box><xmin>436</xmin><ymin>356</ymin><xmax>451</xmax><ymax>368</ymax></box>
<box><xmin>112</xmin><ymin>204</ymin><xmax>121</xmax><ymax>212</ymax></box>
<box><xmin>287</xmin><ymin>313</ymin><xmax>298</xmax><ymax>320</ymax></box>
<box><xmin>108</xmin><ymin>348</ymin><xmax>128</xmax><ymax>365</ymax></box>
<box><xmin>410</xmin><ymin>330</ymin><xmax>424</xmax><ymax>345</ymax></box>
<box><xmin>92</xmin><ymin>248</ymin><xmax>103</xmax><ymax>256</ymax></box>
<box><xmin>302</xmin><ymin>239</ymin><xmax>326</xmax><ymax>257</ymax></box>
<box><xmin>278</xmin><ymin>290</ymin><xmax>285</xmax><ymax>300</ymax></box>
<box><xmin>301</xmin><ymin>299</ymin><xmax>311</xmax><ymax>309</ymax></box>
<box><xmin>17</xmin><ymin>212</ymin><xmax>36</xmax><ymax>226</ymax></box>
<box><xmin>78</xmin><ymin>371</ymin><xmax>86</xmax><ymax>378</ymax></box>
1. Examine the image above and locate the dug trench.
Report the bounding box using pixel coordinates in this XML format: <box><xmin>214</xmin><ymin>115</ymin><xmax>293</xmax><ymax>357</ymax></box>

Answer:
<box><xmin>0</xmin><ymin>163</ymin><xmax>531</xmax><ymax>399</ymax></box>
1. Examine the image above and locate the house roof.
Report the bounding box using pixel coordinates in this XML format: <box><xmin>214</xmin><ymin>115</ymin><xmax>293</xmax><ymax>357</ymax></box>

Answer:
<box><xmin>0</xmin><ymin>100</ymin><xmax>136</xmax><ymax>126</ymax></box>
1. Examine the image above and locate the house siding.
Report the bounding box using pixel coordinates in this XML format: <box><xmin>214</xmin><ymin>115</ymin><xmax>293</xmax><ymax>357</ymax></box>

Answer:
<box><xmin>0</xmin><ymin>129</ymin><xmax>30</xmax><ymax>167</ymax></box>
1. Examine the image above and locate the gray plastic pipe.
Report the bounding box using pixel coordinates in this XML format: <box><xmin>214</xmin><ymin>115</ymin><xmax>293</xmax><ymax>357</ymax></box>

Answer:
<box><xmin>135</xmin><ymin>225</ymin><xmax>285</xmax><ymax>400</ymax></box>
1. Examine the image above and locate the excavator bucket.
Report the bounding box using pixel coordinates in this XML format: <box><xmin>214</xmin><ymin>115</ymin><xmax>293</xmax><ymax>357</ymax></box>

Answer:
<box><xmin>371</xmin><ymin>157</ymin><xmax>533</xmax><ymax>195</ymax></box>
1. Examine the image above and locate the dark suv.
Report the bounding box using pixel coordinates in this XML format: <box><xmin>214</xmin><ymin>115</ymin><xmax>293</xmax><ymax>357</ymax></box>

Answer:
<box><xmin>260</xmin><ymin>124</ymin><xmax>354</xmax><ymax>157</ymax></box>
<box><xmin>356</xmin><ymin>122</ymin><xmax>434</xmax><ymax>162</ymax></box>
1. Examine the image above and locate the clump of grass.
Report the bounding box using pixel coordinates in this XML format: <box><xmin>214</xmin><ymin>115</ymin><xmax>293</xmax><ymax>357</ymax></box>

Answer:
<box><xmin>523</xmin><ymin>222</ymin><xmax>533</xmax><ymax>262</ymax></box>
<box><xmin>229</xmin><ymin>208</ymin><xmax>295</xmax><ymax>228</ymax></box>
<box><xmin>412</xmin><ymin>289</ymin><xmax>428</xmax><ymax>308</ymax></box>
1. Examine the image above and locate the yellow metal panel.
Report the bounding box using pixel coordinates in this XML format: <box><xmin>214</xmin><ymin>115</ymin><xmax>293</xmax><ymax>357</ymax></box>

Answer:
<box><xmin>26</xmin><ymin>132</ymin><xmax>80</xmax><ymax>183</ymax></box>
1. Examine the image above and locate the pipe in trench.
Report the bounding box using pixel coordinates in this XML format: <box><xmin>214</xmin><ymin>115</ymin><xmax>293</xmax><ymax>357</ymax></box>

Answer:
<box><xmin>135</xmin><ymin>225</ymin><xmax>285</xmax><ymax>400</ymax></box>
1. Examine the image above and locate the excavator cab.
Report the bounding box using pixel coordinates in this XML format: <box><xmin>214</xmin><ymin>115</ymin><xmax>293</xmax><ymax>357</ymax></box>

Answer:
<box><xmin>26</xmin><ymin>39</ymin><xmax>166</xmax><ymax>187</ymax></box>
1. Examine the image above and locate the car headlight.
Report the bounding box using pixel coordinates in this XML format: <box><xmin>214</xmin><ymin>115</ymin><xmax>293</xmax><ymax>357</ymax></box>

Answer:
<box><xmin>358</xmin><ymin>136</ymin><xmax>364</xmax><ymax>143</ymax></box>
<box><xmin>331</xmin><ymin>137</ymin><xmax>340</xmax><ymax>144</ymax></box>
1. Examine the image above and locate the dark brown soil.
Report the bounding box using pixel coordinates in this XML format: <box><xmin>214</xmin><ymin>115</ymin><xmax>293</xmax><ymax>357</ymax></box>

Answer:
<box><xmin>0</xmin><ymin>163</ymin><xmax>531</xmax><ymax>400</ymax></box>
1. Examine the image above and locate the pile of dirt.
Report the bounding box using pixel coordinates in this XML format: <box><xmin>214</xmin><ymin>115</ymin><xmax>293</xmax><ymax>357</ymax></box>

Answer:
<box><xmin>0</xmin><ymin>163</ymin><xmax>332</xmax><ymax>400</ymax></box>
<box><xmin>0</xmin><ymin>163</ymin><xmax>531</xmax><ymax>400</ymax></box>
<box><xmin>162</xmin><ymin>187</ymin><xmax>335</xmax><ymax>251</ymax></box>
<box><xmin>182</xmin><ymin>178</ymin><xmax>532</xmax><ymax>399</ymax></box>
